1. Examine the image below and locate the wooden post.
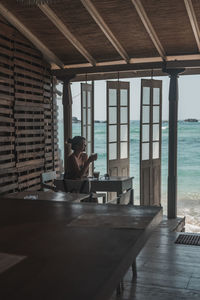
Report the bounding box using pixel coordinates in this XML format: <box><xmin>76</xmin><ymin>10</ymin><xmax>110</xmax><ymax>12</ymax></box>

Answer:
<box><xmin>62</xmin><ymin>78</ymin><xmax>73</xmax><ymax>173</ymax></box>
<box><xmin>166</xmin><ymin>69</ymin><xmax>184</xmax><ymax>218</ymax></box>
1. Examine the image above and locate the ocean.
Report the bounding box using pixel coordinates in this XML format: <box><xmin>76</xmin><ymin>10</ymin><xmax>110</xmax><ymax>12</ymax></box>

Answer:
<box><xmin>58</xmin><ymin>120</ymin><xmax>200</xmax><ymax>232</ymax></box>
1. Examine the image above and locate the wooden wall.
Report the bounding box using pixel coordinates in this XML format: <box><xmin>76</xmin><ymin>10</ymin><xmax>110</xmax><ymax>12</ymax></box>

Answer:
<box><xmin>0</xmin><ymin>17</ymin><xmax>61</xmax><ymax>194</ymax></box>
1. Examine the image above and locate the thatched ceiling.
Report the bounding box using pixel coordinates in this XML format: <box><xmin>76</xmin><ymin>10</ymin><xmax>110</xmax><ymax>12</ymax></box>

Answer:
<box><xmin>1</xmin><ymin>0</ymin><xmax>200</xmax><ymax>79</ymax></box>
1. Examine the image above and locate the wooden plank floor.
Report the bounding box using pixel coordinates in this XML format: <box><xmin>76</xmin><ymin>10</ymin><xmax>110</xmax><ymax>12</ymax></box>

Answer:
<box><xmin>110</xmin><ymin>217</ymin><xmax>200</xmax><ymax>300</ymax></box>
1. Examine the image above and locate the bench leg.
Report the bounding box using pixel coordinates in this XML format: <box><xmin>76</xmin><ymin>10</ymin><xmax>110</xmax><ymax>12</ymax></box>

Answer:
<box><xmin>132</xmin><ymin>259</ymin><xmax>137</xmax><ymax>278</ymax></box>
<box><xmin>116</xmin><ymin>279</ymin><xmax>124</xmax><ymax>295</ymax></box>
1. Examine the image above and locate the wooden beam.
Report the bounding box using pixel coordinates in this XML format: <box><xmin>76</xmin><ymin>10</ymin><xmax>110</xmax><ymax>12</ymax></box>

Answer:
<box><xmin>184</xmin><ymin>0</ymin><xmax>200</xmax><ymax>52</ymax></box>
<box><xmin>81</xmin><ymin>0</ymin><xmax>129</xmax><ymax>63</ymax></box>
<box><xmin>0</xmin><ymin>3</ymin><xmax>64</xmax><ymax>69</ymax></box>
<box><xmin>38</xmin><ymin>4</ymin><xmax>96</xmax><ymax>66</ymax></box>
<box><xmin>52</xmin><ymin>59</ymin><xmax>200</xmax><ymax>79</ymax></box>
<box><xmin>51</xmin><ymin>54</ymin><xmax>200</xmax><ymax>70</ymax></box>
<box><xmin>131</xmin><ymin>0</ymin><xmax>166</xmax><ymax>59</ymax></box>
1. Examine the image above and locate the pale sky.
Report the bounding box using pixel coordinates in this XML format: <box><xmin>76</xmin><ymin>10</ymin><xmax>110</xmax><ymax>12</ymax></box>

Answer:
<box><xmin>58</xmin><ymin>74</ymin><xmax>200</xmax><ymax>121</ymax></box>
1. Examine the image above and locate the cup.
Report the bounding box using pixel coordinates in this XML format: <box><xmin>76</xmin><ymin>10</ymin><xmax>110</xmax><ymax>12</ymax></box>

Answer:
<box><xmin>93</xmin><ymin>171</ymin><xmax>100</xmax><ymax>179</ymax></box>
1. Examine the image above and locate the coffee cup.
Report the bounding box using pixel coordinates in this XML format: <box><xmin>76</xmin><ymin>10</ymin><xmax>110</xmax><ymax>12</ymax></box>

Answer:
<box><xmin>93</xmin><ymin>171</ymin><xmax>100</xmax><ymax>179</ymax></box>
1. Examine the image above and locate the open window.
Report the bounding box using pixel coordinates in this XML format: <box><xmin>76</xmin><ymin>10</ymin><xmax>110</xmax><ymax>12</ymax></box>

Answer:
<box><xmin>140</xmin><ymin>79</ymin><xmax>162</xmax><ymax>206</ymax></box>
<box><xmin>107</xmin><ymin>81</ymin><xmax>130</xmax><ymax>177</ymax></box>
<box><xmin>81</xmin><ymin>83</ymin><xmax>94</xmax><ymax>175</ymax></box>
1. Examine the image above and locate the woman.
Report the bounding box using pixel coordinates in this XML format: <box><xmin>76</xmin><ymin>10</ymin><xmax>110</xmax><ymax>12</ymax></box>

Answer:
<box><xmin>65</xmin><ymin>136</ymin><xmax>97</xmax><ymax>180</ymax></box>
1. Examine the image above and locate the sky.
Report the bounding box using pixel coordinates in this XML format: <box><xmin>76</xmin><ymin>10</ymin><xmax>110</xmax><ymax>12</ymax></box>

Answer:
<box><xmin>58</xmin><ymin>74</ymin><xmax>200</xmax><ymax>121</ymax></box>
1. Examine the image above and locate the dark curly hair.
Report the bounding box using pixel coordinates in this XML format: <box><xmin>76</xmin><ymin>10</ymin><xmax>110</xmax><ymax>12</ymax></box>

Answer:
<box><xmin>67</xmin><ymin>136</ymin><xmax>86</xmax><ymax>151</ymax></box>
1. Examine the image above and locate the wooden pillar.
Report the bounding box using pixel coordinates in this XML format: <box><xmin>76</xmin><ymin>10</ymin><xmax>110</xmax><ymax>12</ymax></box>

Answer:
<box><xmin>62</xmin><ymin>78</ymin><xmax>73</xmax><ymax>173</ymax></box>
<box><xmin>166</xmin><ymin>69</ymin><xmax>184</xmax><ymax>218</ymax></box>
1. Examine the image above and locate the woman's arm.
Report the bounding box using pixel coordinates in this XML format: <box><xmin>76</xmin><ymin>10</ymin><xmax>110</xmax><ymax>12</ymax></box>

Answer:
<box><xmin>67</xmin><ymin>154</ymin><xmax>92</xmax><ymax>179</ymax></box>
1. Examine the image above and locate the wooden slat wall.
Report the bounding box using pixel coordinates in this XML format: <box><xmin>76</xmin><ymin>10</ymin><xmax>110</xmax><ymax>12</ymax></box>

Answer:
<box><xmin>0</xmin><ymin>18</ymin><xmax>61</xmax><ymax>195</ymax></box>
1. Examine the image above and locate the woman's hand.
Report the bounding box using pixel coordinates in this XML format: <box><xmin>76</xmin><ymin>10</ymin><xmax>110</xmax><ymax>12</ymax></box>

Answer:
<box><xmin>88</xmin><ymin>153</ymin><xmax>98</xmax><ymax>162</ymax></box>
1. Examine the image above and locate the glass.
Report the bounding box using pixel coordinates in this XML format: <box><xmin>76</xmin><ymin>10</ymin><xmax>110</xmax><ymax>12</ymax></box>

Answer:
<box><xmin>109</xmin><ymin>143</ymin><xmax>117</xmax><ymax>160</ymax></box>
<box><xmin>109</xmin><ymin>125</ymin><xmax>117</xmax><ymax>142</ymax></box>
<box><xmin>120</xmin><ymin>89</ymin><xmax>128</xmax><ymax>106</ymax></box>
<box><xmin>143</xmin><ymin>87</ymin><xmax>150</xmax><ymax>105</ymax></box>
<box><xmin>83</xmin><ymin>108</ymin><xmax>86</xmax><ymax>125</ymax></box>
<box><xmin>120</xmin><ymin>142</ymin><xmax>128</xmax><ymax>159</ymax></box>
<box><xmin>153</xmin><ymin>124</ymin><xmax>159</xmax><ymax>141</ymax></box>
<box><xmin>142</xmin><ymin>124</ymin><xmax>149</xmax><ymax>142</ymax></box>
<box><xmin>120</xmin><ymin>124</ymin><xmax>128</xmax><ymax>141</ymax></box>
<box><xmin>142</xmin><ymin>143</ymin><xmax>149</xmax><ymax>160</ymax></box>
<box><xmin>109</xmin><ymin>89</ymin><xmax>117</xmax><ymax>106</ymax></box>
<box><xmin>153</xmin><ymin>106</ymin><xmax>160</xmax><ymax>123</ymax></box>
<box><xmin>87</xmin><ymin>126</ymin><xmax>91</xmax><ymax>142</ymax></box>
<box><xmin>153</xmin><ymin>88</ymin><xmax>160</xmax><ymax>105</ymax></box>
<box><xmin>88</xmin><ymin>108</ymin><xmax>91</xmax><ymax>125</ymax></box>
<box><xmin>109</xmin><ymin>107</ymin><xmax>117</xmax><ymax>124</ymax></box>
<box><xmin>82</xmin><ymin>125</ymin><xmax>86</xmax><ymax>138</ymax></box>
<box><xmin>142</xmin><ymin>106</ymin><xmax>150</xmax><ymax>123</ymax></box>
<box><xmin>153</xmin><ymin>142</ymin><xmax>159</xmax><ymax>159</ymax></box>
<box><xmin>120</xmin><ymin>107</ymin><xmax>128</xmax><ymax>123</ymax></box>
<box><xmin>87</xmin><ymin>142</ymin><xmax>91</xmax><ymax>156</ymax></box>
<box><xmin>82</xmin><ymin>91</ymin><xmax>86</xmax><ymax>108</ymax></box>
<box><xmin>87</xmin><ymin>91</ymin><xmax>91</xmax><ymax>107</ymax></box>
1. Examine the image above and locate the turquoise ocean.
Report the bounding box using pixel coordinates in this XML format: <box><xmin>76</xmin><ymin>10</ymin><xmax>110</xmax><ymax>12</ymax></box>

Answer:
<box><xmin>58</xmin><ymin>120</ymin><xmax>200</xmax><ymax>230</ymax></box>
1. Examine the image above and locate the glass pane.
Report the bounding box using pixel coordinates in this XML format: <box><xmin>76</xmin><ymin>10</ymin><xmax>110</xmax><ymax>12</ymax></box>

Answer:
<box><xmin>109</xmin><ymin>89</ymin><xmax>117</xmax><ymax>106</ymax></box>
<box><xmin>120</xmin><ymin>142</ymin><xmax>128</xmax><ymax>159</ymax></box>
<box><xmin>142</xmin><ymin>143</ymin><xmax>149</xmax><ymax>160</ymax></box>
<box><xmin>153</xmin><ymin>124</ymin><xmax>159</xmax><ymax>141</ymax></box>
<box><xmin>87</xmin><ymin>142</ymin><xmax>91</xmax><ymax>156</ymax></box>
<box><xmin>153</xmin><ymin>142</ymin><xmax>159</xmax><ymax>159</ymax></box>
<box><xmin>142</xmin><ymin>124</ymin><xmax>149</xmax><ymax>142</ymax></box>
<box><xmin>88</xmin><ymin>108</ymin><xmax>91</xmax><ymax>125</ymax></box>
<box><xmin>83</xmin><ymin>108</ymin><xmax>86</xmax><ymax>125</ymax></box>
<box><xmin>120</xmin><ymin>125</ymin><xmax>128</xmax><ymax>141</ymax></box>
<box><xmin>153</xmin><ymin>106</ymin><xmax>160</xmax><ymax>123</ymax></box>
<box><xmin>120</xmin><ymin>107</ymin><xmax>128</xmax><ymax>123</ymax></box>
<box><xmin>153</xmin><ymin>88</ymin><xmax>160</xmax><ymax>105</ymax></box>
<box><xmin>83</xmin><ymin>91</ymin><xmax>86</xmax><ymax>107</ymax></box>
<box><xmin>143</xmin><ymin>87</ymin><xmax>150</xmax><ymax>105</ymax></box>
<box><xmin>87</xmin><ymin>91</ymin><xmax>91</xmax><ymax>108</ymax></box>
<box><xmin>142</xmin><ymin>106</ymin><xmax>150</xmax><ymax>123</ymax></box>
<box><xmin>109</xmin><ymin>125</ymin><xmax>117</xmax><ymax>142</ymax></box>
<box><xmin>83</xmin><ymin>125</ymin><xmax>86</xmax><ymax>138</ymax></box>
<box><xmin>109</xmin><ymin>107</ymin><xmax>117</xmax><ymax>124</ymax></box>
<box><xmin>120</xmin><ymin>89</ymin><xmax>128</xmax><ymax>106</ymax></box>
<box><xmin>87</xmin><ymin>126</ymin><xmax>91</xmax><ymax>142</ymax></box>
<box><xmin>109</xmin><ymin>143</ymin><xmax>117</xmax><ymax>160</ymax></box>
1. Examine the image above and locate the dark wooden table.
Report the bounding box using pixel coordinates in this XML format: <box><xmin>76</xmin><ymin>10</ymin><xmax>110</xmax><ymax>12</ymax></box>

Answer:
<box><xmin>3</xmin><ymin>191</ymin><xmax>90</xmax><ymax>202</ymax></box>
<box><xmin>89</xmin><ymin>176</ymin><xmax>134</xmax><ymax>203</ymax></box>
<box><xmin>0</xmin><ymin>200</ymin><xmax>162</xmax><ymax>300</ymax></box>
<box><xmin>55</xmin><ymin>175</ymin><xmax>134</xmax><ymax>203</ymax></box>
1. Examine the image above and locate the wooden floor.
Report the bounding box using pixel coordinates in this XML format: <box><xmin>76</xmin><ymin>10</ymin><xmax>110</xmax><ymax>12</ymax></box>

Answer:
<box><xmin>110</xmin><ymin>217</ymin><xmax>200</xmax><ymax>300</ymax></box>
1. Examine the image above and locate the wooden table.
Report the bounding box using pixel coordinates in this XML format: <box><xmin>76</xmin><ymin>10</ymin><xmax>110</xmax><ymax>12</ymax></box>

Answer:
<box><xmin>55</xmin><ymin>175</ymin><xmax>134</xmax><ymax>204</ymax></box>
<box><xmin>0</xmin><ymin>199</ymin><xmax>162</xmax><ymax>300</ymax></box>
<box><xmin>3</xmin><ymin>191</ymin><xmax>90</xmax><ymax>203</ymax></box>
<box><xmin>89</xmin><ymin>176</ymin><xmax>134</xmax><ymax>203</ymax></box>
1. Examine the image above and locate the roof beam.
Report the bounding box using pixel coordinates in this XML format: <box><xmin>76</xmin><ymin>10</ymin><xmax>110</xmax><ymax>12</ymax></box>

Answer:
<box><xmin>0</xmin><ymin>3</ymin><xmax>64</xmax><ymax>68</ymax></box>
<box><xmin>81</xmin><ymin>0</ymin><xmax>129</xmax><ymax>63</ymax></box>
<box><xmin>131</xmin><ymin>0</ymin><xmax>166</xmax><ymax>60</ymax></box>
<box><xmin>51</xmin><ymin>54</ymin><xmax>200</xmax><ymax>70</ymax></box>
<box><xmin>184</xmin><ymin>0</ymin><xmax>200</xmax><ymax>52</ymax></box>
<box><xmin>52</xmin><ymin>59</ymin><xmax>200</xmax><ymax>79</ymax></box>
<box><xmin>38</xmin><ymin>4</ymin><xmax>96</xmax><ymax>66</ymax></box>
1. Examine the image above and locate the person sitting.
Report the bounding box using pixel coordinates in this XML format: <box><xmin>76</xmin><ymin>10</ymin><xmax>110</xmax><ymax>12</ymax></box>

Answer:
<box><xmin>64</xmin><ymin>136</ymin><xmax>97</xmax><ymax>180</ymax></box>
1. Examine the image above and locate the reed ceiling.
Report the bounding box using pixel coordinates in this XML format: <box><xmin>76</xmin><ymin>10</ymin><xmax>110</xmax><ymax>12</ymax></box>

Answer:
<box><xmin>1</xmin><ymin>0</ymin><xmax>200</xmax><ymax>79</ymax></box>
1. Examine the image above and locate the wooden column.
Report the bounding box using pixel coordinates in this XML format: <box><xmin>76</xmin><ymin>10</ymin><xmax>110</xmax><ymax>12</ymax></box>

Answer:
<box><xmin>62</xmin><ymin>78</ymin><xmax>73</xmax><ymax>173</ymax></box>
<box><xmin>166</xmin><ymin>69</ymin><xmax>184</xmax><ymax>218</ymax></box>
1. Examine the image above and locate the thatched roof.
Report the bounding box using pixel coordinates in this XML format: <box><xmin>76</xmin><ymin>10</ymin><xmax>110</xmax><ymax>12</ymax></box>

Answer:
<box><xmin>1</xmin><ymin>0</ymin><xmax>200</xmax><ymax>80</ymax></box>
